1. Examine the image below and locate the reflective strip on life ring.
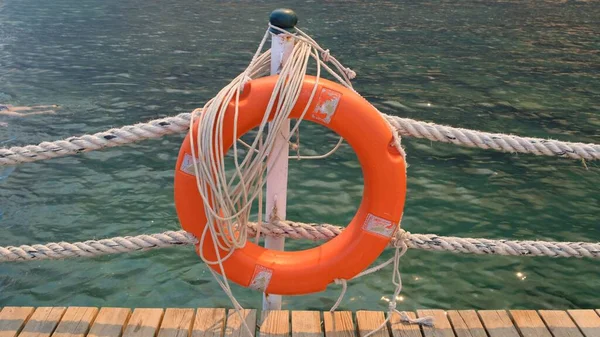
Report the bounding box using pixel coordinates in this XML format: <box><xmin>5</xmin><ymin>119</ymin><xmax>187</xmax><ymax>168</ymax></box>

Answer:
<box><xmin>174</xmin><ymin>75</ymin><xmax>407</xmax><ymax>295</ymax></box>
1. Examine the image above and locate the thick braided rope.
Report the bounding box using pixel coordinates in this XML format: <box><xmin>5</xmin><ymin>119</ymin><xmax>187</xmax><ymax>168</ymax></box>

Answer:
<box><xmin>0</xmin><ymin>112</ymin><xmax>192</xmax><ymax>166</ymax></box>
<box><xmin>386</xmin><ymin>117</ymin><xmax>600</xmax><ymax>161</ymax></box>
<box><xmin>2</xmin><ymin>113</ymin><xmax>599</xmax><ymax>166</ymax></box>
<box><xmin>1</xmin><ymin>221</ymin><xmax>598</xmax><ymax>262</ymax></box>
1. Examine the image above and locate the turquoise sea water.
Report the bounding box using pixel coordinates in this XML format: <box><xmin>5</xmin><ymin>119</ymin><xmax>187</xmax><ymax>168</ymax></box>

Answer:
<box><xmin>1</xmin><ymin>0</ymin><xmax>598</xmax><ymax>311</ymax></box>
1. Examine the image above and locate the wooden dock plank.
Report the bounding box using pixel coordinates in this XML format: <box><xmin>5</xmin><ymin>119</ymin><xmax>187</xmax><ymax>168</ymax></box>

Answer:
<box><xmin>322</xmin><ymin>312</ymin><xmax>354</xmax><ymax>337</ymax></box>
<box><xmin>0</xmin><ymin>307</ymin><xmax>35</xmax><ymax>337</ymax></box>
<box><xmin>390</xmin><ymin>312</ymin><xmax>423</xmax><ymax>337</ymax></box>
<box><xmin>225</xmin><ymin>309</ymin><xmax>256</xmax><ymax>337</ymax></box>
<box><xmin>539</xmin><ymin>310</ymin><xmax>584</xmax><ymax>337</ymax></box>
<box><xmin>478</xmin><ymin>310</ymin><xmax>519</xmax><ymax>337</ymax></box>
<box><xmin>509</xmin><ymin>310</ymin><xmax>552</xmax><ymax>337</ymax></box>
<box><xmin>417</xmin><ymin>310</ymin><xmax>454</xmax><ymax>337</ymax></box>
<box><xmin>19</xmin><ymin>307</ymin><xmax>66</xmax><ymax>337</ymax></box>
<box><xmin>122</xmin><ymin>309</ymin><xmax>164</xmax><ymax>337</ymax></box>
<box><xmin>52</xmin><ymin>307</ymin><xmax>98</xmax><ymax>337</ymax></box>
<box><xmin>447</xmin><ymin>310</ymin><xmax>487</xmax><ymax>337</ymax></box>
<box><xmin>87</xmin><ymin>308</ymin><xmax>132</xmax><ymax>337</ymax></box>
<box><xmin>158</xmin><ymin>308</ymin><xmax>196</xmax><ymax>337</ymax></box>
<box><xmin>291</xmin><ymin>311</ymin><xmax>321</xmax><ymax>337</ymax></box>
<box><xmin>567</xmin><ymin>310</ymin><xmax>600</xmax><ymax>337</ymax></box>
<box><xmin>191</xmin><ymin>308</ymin><xmax>225</xmax><ymax>337</ymax></box>
<box><xmin>260</xmin><ymin>310</ymin><xmax>289</xmax><ymax>337</ymax></box>
<box><xmin>4</xmin><ymin>307</ymin><xmax>600</xmax><ymax>337</ymax></box>
<box><xmin>356</xmin><ymin>311</ymin><xmax>387</xmax><ymax>337</ymax></box>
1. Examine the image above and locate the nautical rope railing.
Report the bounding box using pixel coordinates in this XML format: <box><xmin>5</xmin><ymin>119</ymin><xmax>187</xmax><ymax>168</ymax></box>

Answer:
<box><xmin>1</xmin><ymin>220</ymin><xmax>598</xmax><ymax>262</ymax></box>
<box><xmin>2</xmin><ymin>112</ymin><xmax>599</xmax><ymax>167</ymax></box>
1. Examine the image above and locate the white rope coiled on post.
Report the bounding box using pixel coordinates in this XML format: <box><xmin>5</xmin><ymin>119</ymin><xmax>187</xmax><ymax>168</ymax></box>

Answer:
<box><xmin>172</xmin><ymin>22</ymin><xmax>386</xmax><ymax>333</ymax></box>
<box><xmin>1</xmin><ymin>221</ymin><xmax>598</xmax><ymax>262</ymax></box>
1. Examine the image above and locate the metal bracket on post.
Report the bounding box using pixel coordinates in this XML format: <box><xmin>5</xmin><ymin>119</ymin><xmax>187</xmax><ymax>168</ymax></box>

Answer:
<box><xmin>262</xmin><ymin>8</ymin><xmax>297</xmax><ymax>311</ymax></box>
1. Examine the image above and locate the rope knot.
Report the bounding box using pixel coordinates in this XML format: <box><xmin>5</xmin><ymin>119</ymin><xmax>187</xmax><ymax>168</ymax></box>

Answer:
<box><xmin>393</xmin><ymin>229</ymin><xmax>411</xmax><ymax>249</ymax></box>
<box><xmin>321</xmin><ymin>49</ymin><xmax>331</xmax><ymax>62</ymax></box>
<box><xmin>345</xmin><ymin>68</ymin><xmax>356</xmax><ymax>80</ymax></box>
<box><xmin>240</xmin><ymin>73</ymin><xmax>253</xmax><ymax>91</ymax></box>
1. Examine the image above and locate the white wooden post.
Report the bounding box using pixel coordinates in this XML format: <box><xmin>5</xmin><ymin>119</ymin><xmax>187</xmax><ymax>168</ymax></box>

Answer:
<box><xmin>262</xmin><ymin>8</ymin><xmax>297</xmax><ymax>311</ymax></box>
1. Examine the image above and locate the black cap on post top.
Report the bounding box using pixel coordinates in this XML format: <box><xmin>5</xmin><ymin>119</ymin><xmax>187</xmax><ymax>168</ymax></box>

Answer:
<box><xmin>269</xmin><ymin>8</ymin><xmax>297</xmax><ymax>34</ymax></box>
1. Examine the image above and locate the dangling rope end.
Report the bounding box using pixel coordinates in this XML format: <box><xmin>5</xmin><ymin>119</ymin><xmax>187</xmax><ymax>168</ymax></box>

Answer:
<box><xmin>399</xmin><ymin>311</ymin><xmax>435</xmax><ymax>327</ymax></box>
<box><xmin>329</xmin><ymin>278</ymin><xmax>348</xmax><ymax>312</ymax></box>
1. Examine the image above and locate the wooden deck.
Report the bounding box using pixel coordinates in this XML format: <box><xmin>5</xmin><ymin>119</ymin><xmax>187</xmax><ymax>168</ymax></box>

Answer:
<box><xmin>1</xmin><ymin>307</ymin><xmax>599</xmax><ymax>337</ymax></box>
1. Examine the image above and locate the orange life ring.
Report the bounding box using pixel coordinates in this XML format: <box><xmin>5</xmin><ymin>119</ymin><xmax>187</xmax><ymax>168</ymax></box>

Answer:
<box><xmin>174</xmin><ymin>75</ymin><xmax>407</xmax><ymax>295</ymax></box>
